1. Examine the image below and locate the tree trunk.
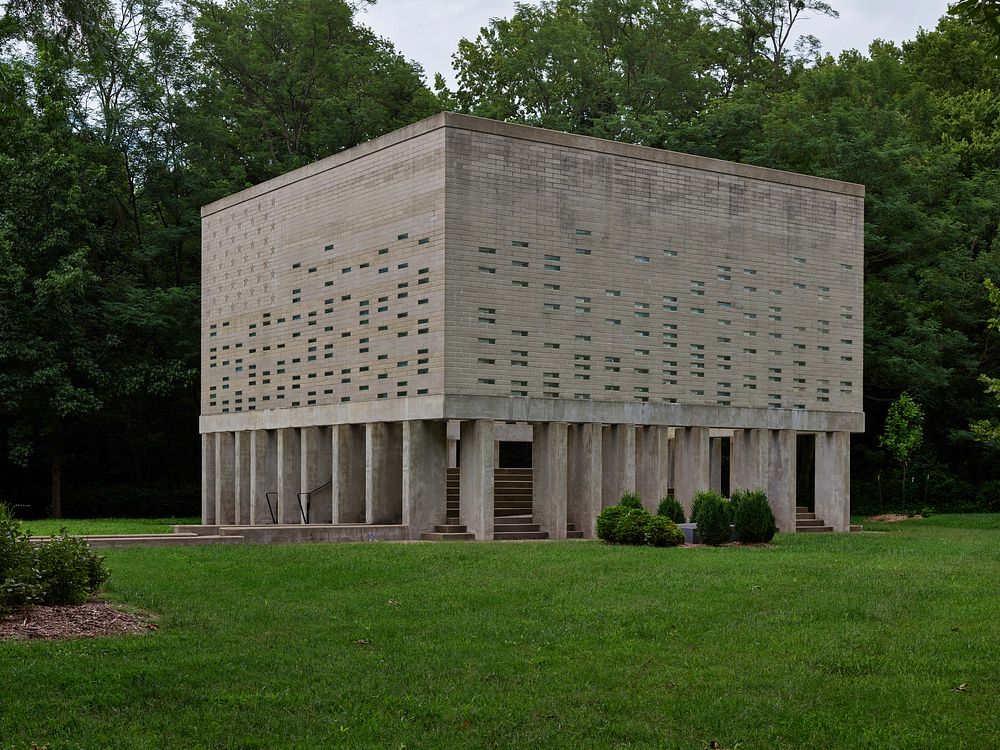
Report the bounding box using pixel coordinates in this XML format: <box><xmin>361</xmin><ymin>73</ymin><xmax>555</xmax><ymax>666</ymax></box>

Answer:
<box><xmin>51</xmin><ymin>427</ymin><xmax>63</xmax><ymax>519</ymax></box>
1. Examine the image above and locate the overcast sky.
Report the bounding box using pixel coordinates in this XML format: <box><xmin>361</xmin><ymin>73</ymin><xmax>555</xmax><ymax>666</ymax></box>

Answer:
<box><xmin>360</xmin><ymin>0</ymin><xmax>954</xmax><ymax>89</ymax></box>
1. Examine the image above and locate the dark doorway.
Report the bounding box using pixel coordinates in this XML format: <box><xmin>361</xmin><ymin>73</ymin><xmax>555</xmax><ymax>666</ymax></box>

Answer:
<box><xmin>796</xmin><ymin>434</ymin><xmax>815</xmax><ymax>510</ymax></box>
<box><xmin>720</xmin><ymin>437</ymin><xmax>731</xmax><ymax>497</ymax></box>
<box><xmin>500</xmin><ymin>441</ymin><xmax>532</xmax><ymax>468</ymax></box>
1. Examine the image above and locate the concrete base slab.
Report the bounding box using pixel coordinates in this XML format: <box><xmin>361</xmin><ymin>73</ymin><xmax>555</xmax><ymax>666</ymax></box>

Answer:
<box><xmin>220</xmin><ymin>523</ymin><xmax>408</xmax><ymax>544</ymax></box>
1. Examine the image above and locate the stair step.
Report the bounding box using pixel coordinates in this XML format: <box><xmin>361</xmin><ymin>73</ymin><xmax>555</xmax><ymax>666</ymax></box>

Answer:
<box><xmin>796</xmin><ymin>518</ymin><xmax>826</xmax><ymax>527</ymax></box>
<box><xmin>494</xmin><ymin>530</ymin><xmax>550</xmax><ymax>541</ymax></box>
<box><xmin>796</xmin><ymin>512</ymin><xmax>816</xmax><ymax>520</ymax></box>
<box><xmin>434</xmin><ymin>524</ymin><xmax>468</xmax><ymax>533</ymax></box>
<box><xmin>850</xmin><ymin>524</ymin><xmax>863</xmax><ymax>533</ymax></box>
<box><xmin>495</xmin><ymin>523</ymin><xmax>540</xmax><ymax>533</ymax></box>
<box><xmin>566</xmin><ymin>530</ymin><xmax>584</xmax><ymax>539</ymax></box>
<box><xmin>796</xmin><ymin>525</ymin><xmax>833</xmax><ymax>533</ymax></box>
<box><xmin>420</xmin><ymin>532</ymin><xmax>475</xmax><ymax>541</ymax></box>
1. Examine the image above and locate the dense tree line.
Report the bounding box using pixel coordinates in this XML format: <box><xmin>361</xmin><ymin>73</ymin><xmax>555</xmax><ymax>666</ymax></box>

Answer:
<box><xmin>2</xmin><ymin>0</ymin><xmax>999</xmax><ymax>516</ymax></box>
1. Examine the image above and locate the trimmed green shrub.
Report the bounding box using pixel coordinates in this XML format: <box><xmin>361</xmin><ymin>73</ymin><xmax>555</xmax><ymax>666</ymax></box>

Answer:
<box><xmin>732</xmin><ymin>489</ymin><xmax>776</xmax><ymax>543</ymax></box>
<box><xmin>656</xmin><ymin>495</ymin><xmax>685</xmax><ymax>524</ymax></box>
<box><xmin>0</xmin><ymin>506</ymin><xmax>43</xmax><ymax>613</ymax></box>
<box><xmin>616</xmin><ymin>508</ymin><xmax>651</xmax><ymax>545</ymax></box>
<box><xmin>618</xmin><ymin>490</ymin><xmax>643</xmax><ymax>510</ymax></box>
<box><xmin>646</xmin><ymin>515</ymin><xmax>685</xmax><ymax>547</ymax></box>
<box><xmin>692</xmin><ymin>490</ymin><xmax>731</xmax><ymax>546</ymax></box>
<box><xmin>34</xmin><ymin>531</ymin><xmax>109</xmax><ymax>605</ymax></box>
<box><xmin>596</xmin><ymin>505</ymin><xmax>628</xmax><ymax>543</ymax></box>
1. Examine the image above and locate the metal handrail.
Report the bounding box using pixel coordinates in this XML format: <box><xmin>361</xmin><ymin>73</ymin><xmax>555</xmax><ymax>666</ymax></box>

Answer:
<box><xmin>295</xmin><ymin>479</ymin><xmax>333</xmax><ymax>525</ymax></box>
<box><xmin>264</xmin><ymin>491</ymin><xmax>279</xmax><ymax>524</ymax></box>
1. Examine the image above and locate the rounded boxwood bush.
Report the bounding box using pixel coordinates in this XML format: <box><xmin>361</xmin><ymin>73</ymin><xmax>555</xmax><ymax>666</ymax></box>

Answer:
<box><xmin>646</xmin><ymin>515</ymin><xmax>685</xmax><ymax>547</ymax></box>
<box><xmin>732</xmin><ymin>488</ymin><xmax>777</xmax><ymax>543</ymax></box>
<box><xmin>616</xmin><ymin>508</ymin><xmax>651</xmax><ymax>545</ymax></box>
<box><xmin>618</xmin><ymin>490</ymin><xmax>643</xmax><ymax>510</ymax></box>
<box><xmin>596</xmin><ymin>505</ymin><xmax>627</xmax><ymax>543</ymax></box>
<box><xmin>656</xmin><ymin>495</ymin><xmax>685</xmax><ymax>524</ymax></box>
<box><xmin>692</xmin><ymin>490</ymin><xmax>731</xmax><ymax>546</ymax></box>
<box><xmin>34</xmin><ymin>532</ymin><xmax>109</xmax><ymax>605</ymax></box>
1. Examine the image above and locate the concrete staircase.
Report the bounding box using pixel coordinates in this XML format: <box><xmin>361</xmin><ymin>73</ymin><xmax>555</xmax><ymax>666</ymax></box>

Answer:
<box><xmin>795</xmin><ymin>507</ymin><xmax>833</xmax><ymax>533</ymax></box>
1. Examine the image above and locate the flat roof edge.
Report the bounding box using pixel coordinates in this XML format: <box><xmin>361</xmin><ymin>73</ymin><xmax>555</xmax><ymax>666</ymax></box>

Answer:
<box><xmin>201</xmin><ymin>111</ymin><xmax>865</xmax><ymax>217</ymax></box>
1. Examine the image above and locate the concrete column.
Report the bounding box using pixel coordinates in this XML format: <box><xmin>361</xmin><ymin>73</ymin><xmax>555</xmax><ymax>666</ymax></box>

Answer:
<box><xmin>532</xmin><ymin>422</ymin><xmax>568</xmax><ymax>540</ymax></box>
<box><xmin>768</xmin><ymin>429</ymin><xmax>797</xmax><ymax>533</ymax></box>
<box><xmin>300</xmin><ymin>426</ymin><xmax>332</xmax><ymax>524</ymax></box>
<box><xmin>602</xmin><ymin>424</ymin><xmax>636</xmax><ymax>507</ymax></box>
<box><xmin>816</xmin><ymin>431</ymin><xmax>850</xmax><ymax>531</ymax></box>
<box><xmin>709</xmin><ymin>438</ymin><xmax>724</xmax><ymax>495</ymax></box>
<box><xmin>666</xmin><ymin>433</ymin><xmax>675</xmax><ymax>494</ymax></box>
<box><xmin>493</xmin><ymin>439</ymin><xmax>501</xmax><ymax>467</ymax></box>
<box><xmin>568</xmin><ymin>423</ymin><xmax>602</xmax><ymax>538</ymax></box>
<box><xmin>277</xmin><ymin>427</ymin><xmax>302</xmax><ymax>524</ymax></box>
<box><xmin>201</xmin><ymin>433</ymin><xmax>217</xmax><ymax>525</ymax></box>
<box><xmin>460</xmin><ymin>419</ymin><xmax>495</xmax><ymax>540</ymax></box>
<box><xmin>635</xmin><ymin>426</ymin><xmax>663</xmax><ymax>513</ymax></box>
<box><xmin>250</xmin><ymin>429</ymin><xmax>277</xmax><ymax>525</ymax></box>
<box><xmin>730</xmin><ymin>429</ymin><xmax>769</xmax><ymax>493</ymax></box>
<box><xmin>215</xmin><ymin>432</ymin><xmax>236</xmax><ymax>525</ymax></box>
<box><xmin>673</xmin><ymin>426</ymin><xmax>710</xmax><ymax>516</ymax></box>
<box><xmin>447</xmin><ymin>438</ymin><xmax>458</xmax><ymax>469</ymax></box>
<box><xmin>366</xmin><ymin>422</ymin><xmax>403</xmax><ymax>524</ymax></box>
<box><xmin>332</xmin><ymin>424</ymin><xmax>366</xmax><ymax>523</ymax></box>
<box><xmin>402</xmin><ymin>420</ymin><xmax>447</xmax><ymax>539</ymax></box>
<box><xmin>234</xmin><ymin>431</ymin><xmax>251</xmax><ymax>525</ymax></box>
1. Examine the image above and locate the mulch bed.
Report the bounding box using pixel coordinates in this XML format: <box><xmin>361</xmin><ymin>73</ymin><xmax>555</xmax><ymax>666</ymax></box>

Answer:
<box><xmin>0</xmin><ymin>601</ymin><xmax>156</xmax><ymax>641</ymax></box>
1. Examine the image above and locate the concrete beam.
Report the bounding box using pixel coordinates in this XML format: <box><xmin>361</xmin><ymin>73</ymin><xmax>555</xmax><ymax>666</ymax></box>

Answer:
<box><xmin>532</xmin><ymin>422</ymin><xmax>568</xmax><ymax>540</ymax></box>
<box><xmin>366</xmin><ymin>422</ymin><xmax>404</xmax><ymax>524</ymax></box>
<box><xmin>602</xmin><ymin>424</ymin><xmax>636</xmax><ymax>507</ymax></box>
<box><xmin>673</xmin><ymin>426</ymin><xmax>710</xmax><ymax>515</ymax></box>
<box><xmin>402</xmin><ymin>420</ymin><xmax>447</xmax><ymax>539</ymax></box>
<box><xmin>332</xmin><ymin>424</ymin><xmax>366</xmax><ymax>523</ymax></box>
<box><xmin>816</xmin><ymin>431</ymin><xmax>850</xmax><ymax>531</ymax></box>
<box><xmin>460</xmin><ymin>419</ymin><xmax>495</xmax><ymax>540</ymax></box>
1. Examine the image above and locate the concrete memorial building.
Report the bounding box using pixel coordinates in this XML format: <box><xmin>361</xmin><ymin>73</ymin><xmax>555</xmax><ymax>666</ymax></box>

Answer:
<box><xmin>199</xmin><ymin>113</ymin><xmax>864</xmax><ymax>541</ymax></box>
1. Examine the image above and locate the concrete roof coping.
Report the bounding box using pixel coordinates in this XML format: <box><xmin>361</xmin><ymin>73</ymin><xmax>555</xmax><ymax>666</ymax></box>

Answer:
<box><xmin>201</xmin><ymin>111</ymin><xmax>865</xmax><ymax>217</ymax></box>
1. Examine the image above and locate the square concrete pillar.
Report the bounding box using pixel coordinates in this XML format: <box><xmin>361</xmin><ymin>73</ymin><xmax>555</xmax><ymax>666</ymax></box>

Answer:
<box><xmin>568</xmin><ymin>423</ymin><xmax>602</xmax><ymax>538</ymax></box>
<box><xmin>301</xmin><ymin>426</ymin><xmax>332</xmax><ymax>524</ymax></box>
<box><xmin>730</xmin><ymin>429</ymin><xmax>769</xmax><ymax>494</ymax></box>
<box><xmin>234</xmin><ymin>432</ymin><xmax>252</xmax><ymax>525</ymax></box>
<box><xmin>460</xmin><ymin>419</ymin><xmax>495</xmax><ymax>540</ymax></box>
<box><xmin>250</xmin><ymin>429</ymin><xmax>277</xmax><ymax>524</ymax></box>
<box><xmin>673</xmin><ymin>426</ymin><xmax>710</xmax><ymax>516</ymax></box>
<box><xmin>277</xmin><ymin>427</ymin><xmax>302</xmax><ymax>524</ymax></box>
<box><xmin>201</xmin><ymin>433</ymin><xmax>217</xmax><ymax>525</ymax></box>
<box><xmin>635</xmin><ymin>426</ymin><xmax>663</xmax><ymax>513</ymax></box>
<box><xmin>402</xmin><ymin>420</ymin><xmax>447</xmax><ymax>539</ymax></box>
<box><xmin>656</xmin><ymin>427</ymin><xmax>672</xmax><ymax>501</ymax></box>
<box><xmin>366</xmin><ymin>422</ymin><xmax>403</xmax><ymax>524</ymax></box>
<box><xmin>602</xmin><ymin>424</ymin><xmax>636</xmax><ymax>507</ymax></box>
<box><xmin>816</xmin><ymin>431</ymin><xmax>850</xmax><ymax>531</ymax></box>
<box><xmin>532</xmin><ymin>422</ymin><xmax>569</xmax><ymax>540</ymax></box>
<box><xmin>768</xmin><ymin>429</ymin><xmax>797</xmax><ymax>533</ymax></box>
<box><xmin>709</xmin><ymin>438</ymin><xmax>724</xmax><ymax>495</ymax></box>
<box><xmin>215</xmin><ymin>432</ymin><xmax>236</xmax><ymax>525</ymax></box>
<box><xmin>332</xmin><ymin>424</ymin><xmax>366</xmax><ymax>523</ymax></box>
<box><xmin>666</xmin><ymin>433</ymin><xmax>675</xmax><ymax>494</ymax></box>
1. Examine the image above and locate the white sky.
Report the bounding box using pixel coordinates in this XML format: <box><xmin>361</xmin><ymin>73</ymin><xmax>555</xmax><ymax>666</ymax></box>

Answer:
<box><xmin>360</xmin><ymin>0</ymin><xmax>954</xmax><ymax>89</ymax></box>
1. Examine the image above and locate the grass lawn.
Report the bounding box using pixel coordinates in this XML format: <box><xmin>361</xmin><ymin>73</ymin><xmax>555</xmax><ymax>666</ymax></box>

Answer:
<box><xmin>3</xmin><ymin>515</ymin><xmax>999</xmax><ymax>749</ymax></box>
<box><xmin>21</xmin><ymin>517</ymin><xmax>200</xmax><ymax>536</ymax></box>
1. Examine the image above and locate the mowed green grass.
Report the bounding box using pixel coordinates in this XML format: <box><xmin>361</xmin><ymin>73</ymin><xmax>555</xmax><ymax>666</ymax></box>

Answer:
<box><xmin>21</xmin><ymin>517</ymin><xmax>199</xmax><ymax>536</ymax></box>
<box><xmin>3</xmin><ymin>516</ymin><xmax>1000</xmax><ymax>749</ymax></box>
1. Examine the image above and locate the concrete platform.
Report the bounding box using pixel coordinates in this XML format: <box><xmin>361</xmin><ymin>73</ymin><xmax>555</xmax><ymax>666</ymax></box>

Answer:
<box><xmin>75</xmin><ymin>534</ymin><xmax>243</xmax><ymax>548</ymax></box>
<box><xmin>217</xmin><ymin>523</ymin><xmax>408</xmax><ymax>544</ymax></box>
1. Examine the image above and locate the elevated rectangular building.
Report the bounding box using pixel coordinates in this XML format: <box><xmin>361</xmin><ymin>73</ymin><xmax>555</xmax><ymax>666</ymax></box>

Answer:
<box><xmin>200</xmin><ymin>112</ymin><xmax>864</xmax><ymax>539</ymax></box>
